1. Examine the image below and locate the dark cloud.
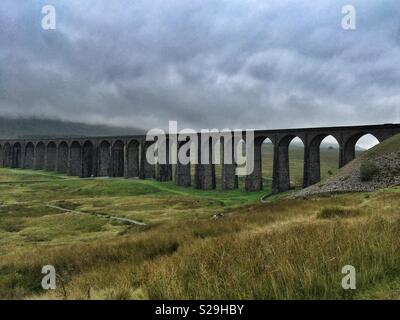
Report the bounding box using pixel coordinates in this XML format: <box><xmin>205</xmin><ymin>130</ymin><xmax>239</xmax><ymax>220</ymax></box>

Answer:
<box><xmin>0</xmin><ymin>0</ymin><xmax>399</xmax><ymax>134</ymax></box>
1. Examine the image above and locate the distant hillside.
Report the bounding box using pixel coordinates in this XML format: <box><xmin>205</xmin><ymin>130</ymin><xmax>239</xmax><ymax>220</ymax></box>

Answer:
<box><xmin>295</xmin><ymin>134</ymin><xmax>400</xmax><ymax>197</ymax></box>
<box><xmin>0</xmin><ymin>117</ymin><xmax>144</xmax><ymax>139</ymax></box>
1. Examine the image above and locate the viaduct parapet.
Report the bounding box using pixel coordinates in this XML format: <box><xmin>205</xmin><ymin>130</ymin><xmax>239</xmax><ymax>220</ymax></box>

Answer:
<box><xmin>0</xmin><ymin>123</ymin><xmax>399</xmax><ymax>193</ymax></box>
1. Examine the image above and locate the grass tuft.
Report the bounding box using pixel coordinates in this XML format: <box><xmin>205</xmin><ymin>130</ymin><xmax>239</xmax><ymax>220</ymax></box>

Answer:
<box><xmin>317</xmin><ymin>207</ymin><xmax>360</xmax><ymax>219</ymax></box>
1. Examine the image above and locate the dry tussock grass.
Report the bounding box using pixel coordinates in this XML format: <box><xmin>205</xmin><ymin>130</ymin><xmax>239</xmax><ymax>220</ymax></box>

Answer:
<box><xmin>1</xmin><ymin>189</ymin><xmax>400</xmax><ymax>299</ymax></box>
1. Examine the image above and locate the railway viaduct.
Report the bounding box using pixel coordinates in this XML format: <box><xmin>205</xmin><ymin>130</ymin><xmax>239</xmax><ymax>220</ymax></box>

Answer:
<box><xmin>0</xmin><ymin>123</ymin><xmax>399</xmax><ymax>193</ymax></box>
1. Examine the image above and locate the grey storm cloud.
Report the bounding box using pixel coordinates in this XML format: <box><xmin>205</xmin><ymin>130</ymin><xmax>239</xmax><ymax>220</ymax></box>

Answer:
<box><xmin>0</xmin><ymin>0</ymin><xmax>400</xmax><ymax>132</ymax></box>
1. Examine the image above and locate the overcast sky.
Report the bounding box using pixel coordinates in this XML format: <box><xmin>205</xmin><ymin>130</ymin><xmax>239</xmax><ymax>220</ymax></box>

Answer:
<box><xmin>1</xmin><ymin>0</ymin><xmax>399</xmax><ymax>137</ymax></box>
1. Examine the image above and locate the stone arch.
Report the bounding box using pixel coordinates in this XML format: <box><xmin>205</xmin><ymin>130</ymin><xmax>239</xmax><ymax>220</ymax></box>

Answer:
<box><xmin>355</xmin><ymin>134</ymin><xmax>380</xmax><ymax>151</ymax></box>
<box><xmin>305</xmin><ymin>134</ymin><xmax>340</xmax><ymax>187</ymax></box>
<box><xmin>342</xmin><ymin>133</ymin><xmax>380</xmax><ymax>167</ymax></box>
<box><xmin>273</xmin><ymin>135</ymin><xmax>305</xmax><ymax>193</ymax></box>
<box><xmin>69</xmin><ymin>141</ymin><xmax>82</xmax><ymax>176</ymax></box>
<box><xmin>98</xmin><ymin>140</ymin><xmax>111</xmax><ymax>177</ymax></box>
<box><xmin>12</xmin><ymin>142</ymin><xmax>22</xmax><ymax>168</ymax></box>
<box><xmin>46</xmin><ymin>142</ymin><xmax>57</xmax><ymax>171</ymax></box>
<box><xmin>260</xmin><ymin>136</ymin><xmax>274</xmax><ymax>192</ymax></box>
<box><xmin>57</xmin><ymin>142</ymin><xmax>69</xmax><ymax>174</ymax></box>
<box><xmin>34</xmin><ymin>142</ymin><xmax>45</xmax><ymax>170</ymax></box>
<box><xmin>3</xmin><ymin>143</ymin><xmax>11</xmax><ymax>167</ymax></box>
<box><xmin>127</xmin><ymin>140</ymin><xmax>140</xmax><ymax>178</ymax></box>
<box><xmin>112</xmin><ymin>140</ymin><xmax>125</xmax><ymax>177</ymax></box>
<box><xmin>82</xmin><ymin>141</ymin><xmax>95</xmax><ymax>178</ymax></box>
<box><xmin>24</xmin><ymin>142</ymin><xmax>35</xmax><ymax>169</ymax></box>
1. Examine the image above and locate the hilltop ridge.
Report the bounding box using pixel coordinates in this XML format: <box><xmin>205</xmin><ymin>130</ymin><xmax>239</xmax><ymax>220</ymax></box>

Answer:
<box><xmin>0</xmin><ymin>117</ymin><xmax>143</xmax><ymax>139</ymax></box>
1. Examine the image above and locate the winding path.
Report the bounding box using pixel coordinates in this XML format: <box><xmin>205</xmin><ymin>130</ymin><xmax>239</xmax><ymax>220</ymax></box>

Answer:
<box><xmin>45</xmin><ymin>204</ymin><xmax>147</xmax><ymax>226</ymax></box>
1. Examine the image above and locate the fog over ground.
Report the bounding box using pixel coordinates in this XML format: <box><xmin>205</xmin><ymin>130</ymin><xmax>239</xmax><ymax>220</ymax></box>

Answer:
<box><xmin>1</xmin><ymin>1</ymin><xmax>399</xmax><ymax>147</ymax></box>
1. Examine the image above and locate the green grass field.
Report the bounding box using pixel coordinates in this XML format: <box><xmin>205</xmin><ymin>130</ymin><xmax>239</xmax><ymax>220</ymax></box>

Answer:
<box><xmin>1</xmin><ymin>146</ymin><xmax>399</xmax><ymax>300</ymax></box>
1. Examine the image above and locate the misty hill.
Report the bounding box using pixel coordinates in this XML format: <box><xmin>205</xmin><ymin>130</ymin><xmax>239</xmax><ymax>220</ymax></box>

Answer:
<box><xmin>0</xmin><ymin>117</ymin><xmax>144</xmax><ymax>139</ymax></box>
<box><xmin>295</xmin><ymin>134</ymin><xmax>400</xmax><ymax>197</ymax></box>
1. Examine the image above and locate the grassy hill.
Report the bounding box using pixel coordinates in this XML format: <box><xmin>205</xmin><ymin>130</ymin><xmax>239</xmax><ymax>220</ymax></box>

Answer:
<box><xmin>0</xmin><ymin>117</ymin><xmax>143</xmax><ymax>139</ymax></box>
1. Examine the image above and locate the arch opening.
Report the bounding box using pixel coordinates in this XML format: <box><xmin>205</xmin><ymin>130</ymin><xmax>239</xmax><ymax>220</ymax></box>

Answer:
<box><xmin>69</xmin><ymin>141</ymin><xmax>82</xmax><ymax>176</ymax></box>
<box><xmin>46</xmin><ymin>142</ymin><xmax>57</xmax><ymax>171</ymax></box>
<box><xmin>57</xmin><ymin>142</ymin><xmax>69</xmax><ymax>174</ymax></box>
<box><xmin>99</xmin><ymin>141</ymin><xmax>111</xmax><ymax>177</ymax></box>
<box><xmin>82</xmin><ymin>141</ymin><xmax>95</xmax><ymax>178</ymax></box>
<box><xmin>274</xmin><ymin>135</ymin><xmax>304</xmax><ymax>192</ymax></box>
<box><xmin>112</xmin><ymin>140</ymin><xmax>125</xmax><ymax>177</ymax></box>
<box><xmin>289</xmin><ymin>137</ymin><xmax>305</xmax><ymax>189</ymax></box>
<box><xmin>343</xmin><ymin>133</ymin><xmax>380</xmax><ymax>166</ymax></box>
<box><xmin>141</xmin><ymin>141</ymin><xmax>155</xmax><ymax>179</ymax></box>
<box><xmin>127</xmin><ymin>140</ymin><xmax>140</xmax><ymax>178</ymax></box>
<box><xmin>319</xmin><ymin>135</ymin><xmax>340</xmax><ymax>181</ymax></box>
<box><xmin>306</xmin><ymin>134</ymin><xmax>340</xmax><ymax>187</ymax></box>
<box><xmin>260</xmin><ymin>137</ymin><xmax>274</xmax><ymax>193</ymax></box>
<box><xmin>35</xmin><ymin>142</ymin><xmax>45</xmax><ymax>170</ymax></box>
<box><xmin>356</xmin><ymin>134</ymin><xmax>380</xmax><ymax>153</ymax></box>
<box><xmin>3</xmin><ymin>143</ymin><xmax>11</xmax><ymax>167</ymax></box>
<box><xmin>12</xmin><ymin>143</ymin><xmax>22</xmax><ymax>168</ymax></box>
<box><xmin>24</xmin><ymin>143</ymin><xmax>35</xmax><ymax>169</ymax></box>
